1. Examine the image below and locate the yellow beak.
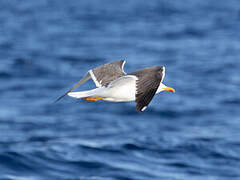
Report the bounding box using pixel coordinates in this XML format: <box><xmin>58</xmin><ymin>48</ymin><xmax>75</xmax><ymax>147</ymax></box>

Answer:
<box><xmin>163</xmin><ymin>86</ymin><xmax>175</xmax><ymax>93</ymax></box>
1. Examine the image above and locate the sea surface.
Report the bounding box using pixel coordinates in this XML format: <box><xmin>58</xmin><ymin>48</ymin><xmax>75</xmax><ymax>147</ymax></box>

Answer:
<box><xmin>1</xmin><ymin>0</ymin><xmax>240</xmax><ymax>180</ymax></box>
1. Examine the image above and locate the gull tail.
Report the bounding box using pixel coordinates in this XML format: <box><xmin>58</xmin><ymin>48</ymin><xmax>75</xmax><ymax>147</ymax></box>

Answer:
<box><xmin>68</xmin><ymin>91</ymin><xmax>92</xmax><ymax>98</ymax></box>
<box><xmin>68</xmin><ymin>87</ymin><xmax>105</xmax><ymax>99</ymax></box>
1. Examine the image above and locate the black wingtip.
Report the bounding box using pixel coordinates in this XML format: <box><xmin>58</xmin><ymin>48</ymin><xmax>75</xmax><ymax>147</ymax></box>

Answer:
<box><xmin>54</xmin><ymin>96</ymin><xmax>63</xmax><ymax>103</ymax></box>
<box><xmin>136</xmin><ymin>107</ymin><xmax>143</xmax><ymax>113</ymax></box>
<box><xmin>54</xmin><ymin>97</ymin><xmax>61</xmax><ymax>103</ymax></box>
<box><xmin>54</xmin><ymin>92</ymin><xmax>69</xmax><ymax>103</ymax></box>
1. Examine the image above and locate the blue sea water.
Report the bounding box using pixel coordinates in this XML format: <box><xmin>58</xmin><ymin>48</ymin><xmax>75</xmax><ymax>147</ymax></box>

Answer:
<box><xmin>1</xmin><ymin>0</ymin><xmax>240</xmax><ymax>179</ymax></box>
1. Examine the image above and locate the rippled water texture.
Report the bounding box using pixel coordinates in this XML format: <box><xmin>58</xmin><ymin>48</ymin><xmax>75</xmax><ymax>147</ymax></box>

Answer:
<box><xmin>1</xmin><ymin>0</ymin><xmax>240</xmax><ymax>179</ymax></box>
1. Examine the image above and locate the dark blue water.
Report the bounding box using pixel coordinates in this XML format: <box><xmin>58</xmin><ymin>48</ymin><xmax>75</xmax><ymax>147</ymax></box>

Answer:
<box><xmin>1</xmin><ymin>0</ymin><xmax>240</xmax><ymax>179</ymax></box>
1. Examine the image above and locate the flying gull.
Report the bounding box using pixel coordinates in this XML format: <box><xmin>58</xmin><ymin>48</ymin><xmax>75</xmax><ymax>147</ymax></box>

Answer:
<box><xmin>56</xmin><ymin>60</ymin><xmax>175</xmax><ymax>112</ymax></box>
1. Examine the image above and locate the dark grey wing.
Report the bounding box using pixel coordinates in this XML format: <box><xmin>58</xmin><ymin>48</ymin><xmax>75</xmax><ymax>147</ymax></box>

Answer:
<box><xmin>129</xmin><ymin>66</ymin><xmax>165</xmax><ymax>112</ymax></box>
<box><xmin>55</xmin><ymin>72</ymin><xmax>91</xmax><ymax>102</ymax></box>
<box><xmin>89</xmin><ymin>60</ymin><xmax>126</xmax><ymax>87</ymax></box>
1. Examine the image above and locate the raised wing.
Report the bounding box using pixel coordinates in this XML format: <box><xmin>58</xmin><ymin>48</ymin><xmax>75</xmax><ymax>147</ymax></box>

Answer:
<box><xmin>55</xmin><ymin>60</ymin><xmax>126</xmax><ymax>102</ymax></box>
<box><xmin>129</xmin><ymin>66</ymin><xmax>165</xmax><ymax>112</ymax></box>
<box><xmin>89</xmin><ymin>60</ymin><xmax>126</xmax><ymax>87</ymax></box>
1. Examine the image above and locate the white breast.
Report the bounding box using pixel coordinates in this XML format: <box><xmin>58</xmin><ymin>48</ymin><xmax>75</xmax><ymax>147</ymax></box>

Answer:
<box><xmin>101</xmin><ymin>75</ymin><xmax>137</xmax><ymax>102</ymax></box>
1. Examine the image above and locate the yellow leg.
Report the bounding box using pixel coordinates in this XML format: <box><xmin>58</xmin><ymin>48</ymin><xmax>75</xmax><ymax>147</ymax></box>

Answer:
<box><xmin>82</xmin><ymin>97</ymin><xmax>104</xmax><ymax>101</ymax></box>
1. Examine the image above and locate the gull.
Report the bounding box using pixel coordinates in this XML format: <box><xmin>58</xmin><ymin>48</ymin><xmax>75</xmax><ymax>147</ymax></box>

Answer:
<box><xmin>56</xmin><ymin>60</ymin><xmax>175</xmax><ymax>112</ymax></box>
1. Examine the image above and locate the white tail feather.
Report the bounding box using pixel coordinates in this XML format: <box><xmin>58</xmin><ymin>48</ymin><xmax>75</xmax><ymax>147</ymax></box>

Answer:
<box><xmin>68</xmin><ymin>92</ymin><xmax>90</xmax><ymax>98</ymax></box>
<box><xmin>67</xmin><ymin>88</ymin><xmax>105</xmax><ymax>99</ymax></box>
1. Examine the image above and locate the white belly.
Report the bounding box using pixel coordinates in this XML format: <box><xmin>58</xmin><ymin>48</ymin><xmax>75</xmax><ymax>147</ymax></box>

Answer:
<box><xmin>101</xmin><ymin>76</ymin><xmax>137</xmax><ymax>102</ymax></box>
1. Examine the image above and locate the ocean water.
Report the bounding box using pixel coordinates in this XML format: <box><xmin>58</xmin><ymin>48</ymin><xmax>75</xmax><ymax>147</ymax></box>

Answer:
<box><xmin>1</xmin><ymin>0</ymin><xmax>240</xmax><ymax>179</ymax></box>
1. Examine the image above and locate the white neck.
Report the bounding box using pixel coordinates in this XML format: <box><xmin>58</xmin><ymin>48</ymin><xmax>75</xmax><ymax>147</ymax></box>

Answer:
<box><xmin>156</xmin><ymin>83</ymin><xmax>167</xmax><ymax>94</ymax></box>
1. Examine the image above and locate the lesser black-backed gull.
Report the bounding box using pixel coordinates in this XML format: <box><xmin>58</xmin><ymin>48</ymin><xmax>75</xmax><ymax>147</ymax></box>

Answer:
<box><xmin>56</xmin><ymin>60</ymin><xmax>175</xmax><ymax>112</ymax></box>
